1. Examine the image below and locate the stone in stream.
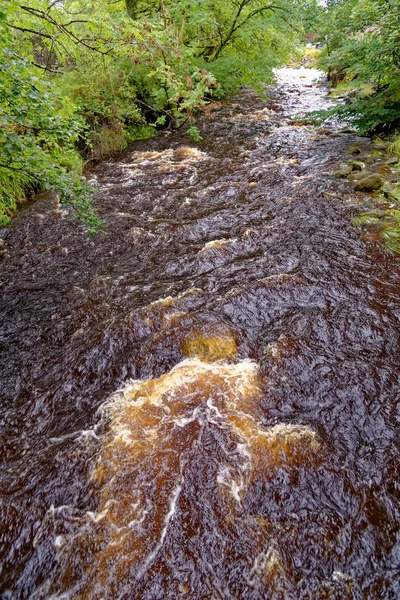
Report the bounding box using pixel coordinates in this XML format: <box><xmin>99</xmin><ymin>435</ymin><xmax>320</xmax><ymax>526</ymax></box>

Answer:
<box><xmin>348</xmin><ymin>146</ymin><xmax>361</xmax><ymax>155</ymax></box>
<box><xmin>349</xmin><ymin>160</ymin><xmax>365</xmax><ymax>171</ymax></box>
<box><xmin>382</xmin><ymin>184</ymin><xmax>400</xmax><ymax>201</ymax></box>
<box><xmin>339</xmin><ymin>127</ymin><xmax>357</xmax><ymax>134</ymax></box>
<box><xmin>386</xmin><ymin>156</ymin><xmax>399</xmax><ymax>166</ymax></box>
<box><xmin>335</xmin><ymin>164</ymin><xmax>353</xmax><ymax>178</ymax></box>
<box><xmin>181</xmin><ymin>329</ymin><xmax>238</xmax><ymax>361</ymax></box>
<box><xmin>348</xmin><ymin>170</ymin><xmax>374</xmax><ymax>181</ymax></box>
<box><xmin>354</xmin><ymin>174</ymin><xmax>384</xmax><ymax>192</ymax></box>
<box><xmin>336</xmin><ymin>160</ymin><xmax>366</xmax><ymax>178</ymax></box>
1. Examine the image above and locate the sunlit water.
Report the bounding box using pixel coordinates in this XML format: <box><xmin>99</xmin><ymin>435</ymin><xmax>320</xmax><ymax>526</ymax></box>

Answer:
<box><xmin>274</xmin><ymin>67</ymin><xmax>335</xmax><ymax>116</ymax></box>
<box><xmin>1</xmin><ymin>69</ymin><xmax>399</xmax><ymax>599</ymax></box>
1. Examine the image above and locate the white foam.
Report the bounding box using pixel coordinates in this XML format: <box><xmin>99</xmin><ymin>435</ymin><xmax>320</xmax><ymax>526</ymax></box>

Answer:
<box><xmin>135</xmin><ymin>482</ymin><xmax>183</xmax><ymax>579</ymax></box>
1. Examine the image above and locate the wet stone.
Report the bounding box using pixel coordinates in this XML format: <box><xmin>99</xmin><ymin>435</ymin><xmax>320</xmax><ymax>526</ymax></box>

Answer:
<box><xmin>348</xmin><ymin>170</ymin><xmax>374</xmax><ymax>181</ymax></box>
<box><xmin>349</xmin><ymin>160</ymin><xmax>365</xmax><ymax>171</ymax></box>
<box><xmin>354</xmin><ymin>174</ymin><xmax>384</xmax><ymax>192</ymax></box>
<box><xmin>348</xmin><ymin>146</ymin><xmax>361</xmax><ymax>155</ymax></box>
<box><xmin>335</xmin><ymin>164</ymin><xmax>352</xmax><ymax>178</ymax></box>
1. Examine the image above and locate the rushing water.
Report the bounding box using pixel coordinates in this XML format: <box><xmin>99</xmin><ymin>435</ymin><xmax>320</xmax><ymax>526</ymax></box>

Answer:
<box><xmin>1</xmin><ymin>69</ymin><xmax>400</xmax><ymax>599</ymax></box>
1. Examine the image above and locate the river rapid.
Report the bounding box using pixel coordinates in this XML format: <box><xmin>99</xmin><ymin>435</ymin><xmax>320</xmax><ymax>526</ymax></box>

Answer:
<box><xmin>1</xmin><ymin>68</ymin><xmax>399</xmax><ymax>599</ymax></box>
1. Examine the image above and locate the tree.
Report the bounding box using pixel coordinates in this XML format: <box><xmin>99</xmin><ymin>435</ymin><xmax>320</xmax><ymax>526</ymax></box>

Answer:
<box><xmin>316</xmin><ymin>0</ymin><xmax>400</xmax><ymax>132</ymax></box>
<box><xmin>0</xmin><ymin>0</ymin><xmax>101</xmax><ymax>228</ymax></box>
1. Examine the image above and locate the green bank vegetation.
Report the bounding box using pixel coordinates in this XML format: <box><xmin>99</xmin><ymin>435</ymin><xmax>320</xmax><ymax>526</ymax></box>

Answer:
<box><xmin>305</xmin><ymin>0</ymin><xmax>400</xmax><ymax>254</ymax></box>
<box><xmin>0</xmin><ymin>0</ymin><xmax>309</xmax><ymax>228</ymax></box>
<box><xmin>308</xmin><ymin>0</ymin><xmax>400</xmax><ymax>136</ymax></box>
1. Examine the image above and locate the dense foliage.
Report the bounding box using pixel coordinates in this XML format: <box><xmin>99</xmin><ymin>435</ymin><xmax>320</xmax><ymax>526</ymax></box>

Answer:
<box><xmin>311</xmin><ymin>0</ymin><xmax>400</xmax><ymax>134</ymax></box>
<box><xmin>0</xmin><ymin>3</ymin><xmax>100</xmax><ymax>228</ymax></box>
<box><xmin>0</xmin><ymin>0</ymin><xmax>305</xmax><ymax>227</ymax></box>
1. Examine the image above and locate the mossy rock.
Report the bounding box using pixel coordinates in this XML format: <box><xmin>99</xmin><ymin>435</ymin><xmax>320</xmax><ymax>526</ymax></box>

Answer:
<box><xmin>373</xmin><ymin>142</ymin><xmax>391</xmax><ymax>150</ymax></box>
<box><xmin>335</xmin><ymin>164</ymin><xmax>353</xmax><ymax>178</ymax></box>
<box><xmin>348</xmin><ymin>146</ymin><xmax>361</xmax><ymax>156</ymax></box>
<box><xmin>349</xmin><ymin>160</ymin><xmax>365</xmax><ymax>171</ymax></box>
<box><xmin>354</xmin><ymin>174</ymin><xmax>384</xmax><ymax>192</ymax></box>
<box><xmin>352</xmin><ymin>213</ymin><xmax>382</xmax><ymax>226</ymax></box>
<box><xmin>348</xmin><ymin>170</ymin><xmax>373</xmax><ymax>181</ymax></box>
<box><xmin>382</xmin><ymin>184</ymin><xmax>400</xmax><ymax>202</ymax></box>
<box><xmin>340</xmin><ymin>127</ymin><xmax>356</xmax><ymax>134</ymax></box>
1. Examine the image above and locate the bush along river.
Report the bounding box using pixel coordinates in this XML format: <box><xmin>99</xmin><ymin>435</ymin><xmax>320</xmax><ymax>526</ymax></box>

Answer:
<box><xmin>0</xmin><ymin>68</ymin><xmax>399</xmax><ymax>599</ymax></box>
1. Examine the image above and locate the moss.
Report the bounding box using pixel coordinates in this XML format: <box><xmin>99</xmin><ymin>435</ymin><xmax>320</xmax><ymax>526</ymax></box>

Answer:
<box><xmin>349</xmin><ymin>160</ymin><xmax>365</xmax><ymax>171</ymax></box>
<box><xmin>381</xmin><ymin>227</ymin><xmax>400</xmax><ymax>253</ymax></box>
<box><xmin>348</xmin><ymin>146</ymin><xmax>361</xmax><ymax>155</ymax></box>
<box><xmin>352</xmin><ymin>214</ymin><xmax>381</xmax><ymax>227</ymax></box>
<box><xmin>352</xmin><ymin>209</ymin><xmax>400</xmax><ymax>254</ymax></box>
<box><xmin>354</xmin><ymin>174</ymin><xmax>383</xmax><ymax>192</ymax></box>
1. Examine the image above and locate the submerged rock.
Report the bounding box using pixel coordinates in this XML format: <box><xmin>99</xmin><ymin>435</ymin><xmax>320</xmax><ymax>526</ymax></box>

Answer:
<box><xmin>181</xmin><ymin>329</ymin><xmax>238</xmax><ymax>361</ymax></box>
<box><xmin>335</xmin><ymin>161</ymin><xmax>365</xmax><ymax>178</ymax></box>
<box><xmin>354</xmin><ymin>174</ymin><xmax>383</xmax><ymax>192</ymax></box>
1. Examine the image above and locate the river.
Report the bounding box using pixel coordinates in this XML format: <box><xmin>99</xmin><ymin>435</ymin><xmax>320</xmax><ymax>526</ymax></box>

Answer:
<box><xmin>1</xmin><ymin>68</ymin><xmax>399</xmax><ymax>599</ymax></box>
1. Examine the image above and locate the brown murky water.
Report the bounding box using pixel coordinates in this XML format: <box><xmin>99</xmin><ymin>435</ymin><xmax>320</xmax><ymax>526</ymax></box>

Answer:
<box><xmin>1</xmin><ymin>69</ymin><xmax>399</xmax><ymax>599</ymax></box>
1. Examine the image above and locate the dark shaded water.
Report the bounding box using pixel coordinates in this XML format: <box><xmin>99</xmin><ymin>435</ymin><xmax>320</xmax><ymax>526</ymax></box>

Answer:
<box><xmin>1</xmin><ymin>69</ymin><xmax>399</xmax><ymax>599</ymax></box>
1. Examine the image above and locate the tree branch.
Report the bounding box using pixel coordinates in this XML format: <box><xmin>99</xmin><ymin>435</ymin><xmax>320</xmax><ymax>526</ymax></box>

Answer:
<box><xmin>8</xmin><ymin>24</ymin><xmax>53</xmax><ymax>39</ymax></box>
<box><xmin>31</xmin><ymin>60</ymin><xmax>58</xmax><ymax>73</ymax></box>
<box><xmin>210</xmin><ymin>2</ymin><xmax>281</xmax><ymax>61</ymax></box>
<box><xmin>19</xmin><ymin>5</ymin><xmax>111</xmax><ymax>55</ymax></box>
